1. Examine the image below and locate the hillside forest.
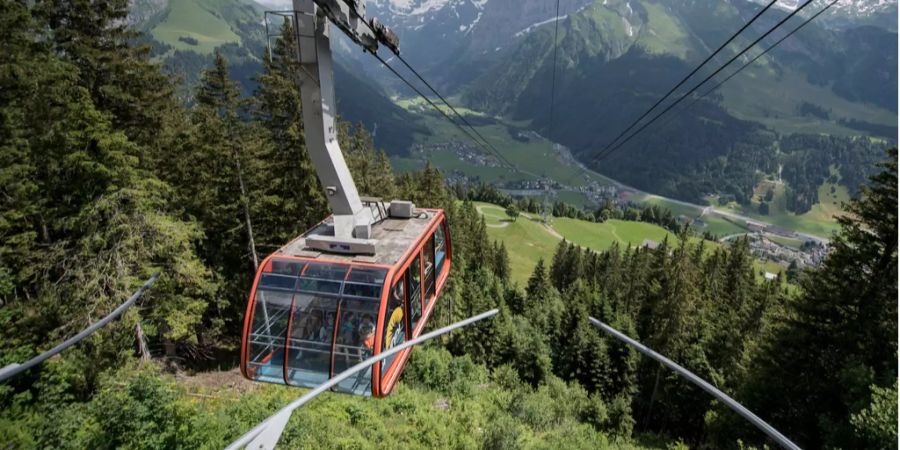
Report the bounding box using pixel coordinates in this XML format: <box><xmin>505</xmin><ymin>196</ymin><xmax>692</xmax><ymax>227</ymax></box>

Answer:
<box><xmin>0</xmin><ymin>1</ymin><xmax>897</xmax><ymax>449</ymax></box>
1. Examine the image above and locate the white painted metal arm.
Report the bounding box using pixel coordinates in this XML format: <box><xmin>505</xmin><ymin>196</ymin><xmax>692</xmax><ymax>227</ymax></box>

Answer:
<box><xmin>289</xmin><ymin>0</ymin><xmax>401</xmax><ymax>245</ymax></box>
<box><xmin>588</xmin><ymin>316</ymin><xmax>801</xmax><ymax>450</ymax></box>
<box><xmin>226</xmin><ymin>308</ymin><xmax>499</xmax><ymax>450</ymax></box>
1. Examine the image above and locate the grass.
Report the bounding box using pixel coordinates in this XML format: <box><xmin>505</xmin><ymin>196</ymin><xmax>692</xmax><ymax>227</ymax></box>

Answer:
<box><xmin>637</xmin><ymin>2</ymin><xmax>691</xmax><ymax>58</ymax></box>
<box><xmin>392</xmin><ymin>103</ymin><xmax>613</xmax><ymax>189</ymax></box>
<box><xmin>475</xmin><ymin>203</ymin><xmax>561</xmax><ymax>285</ymax></box>
<box><xmin>767</xmin><ymin>235</ymin><xmax>805</xmax><ymax>249</ymax></box>
<box><xmin>476</xmin><ymin>202</ymin><xmax>795</xmax><ymax>287</ymax></box>
<box><xmin>475</xmin><ymin>202</ymin><xmax>720</xmax><ymax>284</ymax></box>
<box><xmin>556</xmin><ymin>190</ymin><xmax>593</xmax><ymax>208</ymax></box>
<box><xmin>150</xmin><ymin>0</ymin><xmax>242</xmax><ymax>54</ymax></box>
<box><xmin>553</xmin><ymin>218</ymin><xmax>681</xmax><ymax>251</ymax></box>
<box><xmin>638</xmin><ymin>195</ymin><xmax>703</xmax><ymax>218</ymax></box>
<box><xmin>697</xmin><ymin>215</ymin><xmax>750</xmax><ymax>237</ymax></box>
<box><xmin>711</xmin><ymin>176</ymin><xmax>844</xmax><ymax>239</ymax></box>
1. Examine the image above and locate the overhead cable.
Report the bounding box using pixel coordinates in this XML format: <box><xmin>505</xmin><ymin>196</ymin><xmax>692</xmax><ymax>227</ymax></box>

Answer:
<box><xmin>655</xmin><ymin>0</ymin><xmax>841</xmax><ymax>133</ymax></box>
<box><xmin>594</xmin><ymin>0</ymin><xmax>816</xmax><ymax>162</ymax></box>
<box><xmin>597</xmin><ymin>0</ymin><xmax>779</xmax><ymax>154</ymax></box>
<box><xmin>548</xmin><ymin>0</ymin><xmax>563</xmax><ymax>145</ymax></box>
<box><xmin>350</xmin><ymin>11</ymin><xmax>518</xmax><ymax>170</ymax></box>
<box><xmin>369</xmin><ymin>52</ymin><xmax>515</xmax><ymax>169</ymax></box>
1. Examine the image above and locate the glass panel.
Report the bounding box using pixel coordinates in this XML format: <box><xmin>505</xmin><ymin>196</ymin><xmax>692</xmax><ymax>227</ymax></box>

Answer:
<box><xmin>435</xmin><ymin>223</ymin><xmax>447</xmax><ymax>274</ymax></box>
<box><xmin>424</xmin><ymin>235</ymin><xmax>436</xmax><ymax>302</ymax></box>
<box><xmin>333</xmin><ymin>298</ymin><xmax>380</xmax><ymax>395</ymax></box>
<box><xmin>271</xmin><ymin>259</ymin><xmax>304</xmax><ymax>276</ymax></box>
<box><xmin>344</xmin><ymin>267</ymin><xmax>387</xmax><ymax>299</ymax></box>
<box><xmin>381</xmin><ymin>277</ymin><xmax>406</xmax><ymax>372</ymax></box>
<box><xmin>246</xmin><ymin>290</ymin><xmax>293</xmax><ymax>383</ymax></box>
<box><xmin>259</xmin><ymin>273</ymin><xmax>297</xmax><ymax>291</ymax></box>
<box><xmin>297</xmin><ymin>262</ymin><xmax>348</xmax><ymax>294</ymax></box>
<box><xmin>407</xmin><ymin>255</ymin><xmax>422</xmax><ymax>333</ymax></box>
<box><xmin>285</xmin><ymin>293</ymin><xmax>338</xmax><ymax>387</ymax></box>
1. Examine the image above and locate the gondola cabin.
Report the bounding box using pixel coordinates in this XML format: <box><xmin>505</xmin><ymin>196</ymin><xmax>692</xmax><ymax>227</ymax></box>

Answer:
<box><xmin>241</xmin><ymin>207</ymin><xmax>451</xmax><ymax>396</ymax></box>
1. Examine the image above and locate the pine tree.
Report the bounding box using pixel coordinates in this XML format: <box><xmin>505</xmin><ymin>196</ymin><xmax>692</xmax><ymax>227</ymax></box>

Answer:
<box><xmin>252</xmin><ymin>20</ymin><xmax>327</xmax><ymax>240</ymax></box>
<box><xmin>742</xmin><ymin>149</ymin><xmax>898</xmax><ymax>449</ymax></box>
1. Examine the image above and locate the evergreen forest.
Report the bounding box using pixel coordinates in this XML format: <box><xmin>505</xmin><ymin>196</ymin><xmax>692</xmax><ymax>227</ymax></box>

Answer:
<box><xmin>0</xmin><ymin>1</ymin><xmax>896</xmax><ymax>449</ymax></box>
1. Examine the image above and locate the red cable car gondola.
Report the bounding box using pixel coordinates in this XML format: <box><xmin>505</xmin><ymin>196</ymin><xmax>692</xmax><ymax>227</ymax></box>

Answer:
<box><xmin>240</xmin><ymin>208</ymin><xmax>451</xmax><ymax>396</ymax></box>
<box><xmin>240</xmin><ymin>0</ymin><xmax>451</xmax><ymax>396</ymax></box>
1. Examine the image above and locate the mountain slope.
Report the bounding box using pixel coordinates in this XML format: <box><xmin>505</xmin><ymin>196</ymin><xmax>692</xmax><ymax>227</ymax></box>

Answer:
<box><xmin>128</xmin><ymin>0</ymin><xmax>424</xmax><ymax>154</ymax></box>
<box><xmin>455</xmin><ymin>0</ymin><xmax>895</xmax><ymax>207</ymax></box>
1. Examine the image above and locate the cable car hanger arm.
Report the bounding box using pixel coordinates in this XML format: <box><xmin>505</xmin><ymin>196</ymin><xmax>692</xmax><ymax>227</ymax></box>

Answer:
<box><xmin>289</xmin><ymin>0</ymin><xmax>401</xmax><ymax>253</ymax></box>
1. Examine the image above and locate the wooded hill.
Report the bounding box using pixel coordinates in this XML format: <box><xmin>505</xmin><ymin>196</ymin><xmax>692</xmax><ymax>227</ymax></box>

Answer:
<box><xmin>0</xmin><ymin>1</ymin><xmax>896</xmax><ymax>449</ymax></box>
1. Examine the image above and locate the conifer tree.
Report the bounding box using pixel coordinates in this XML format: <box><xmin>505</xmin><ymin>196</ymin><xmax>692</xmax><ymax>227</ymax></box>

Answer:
<box><xmin>253</xmin><ymin>20</ymin><xmax>327</xmax><ymax>240</ymax></box>
<box><xmin>742</xmin><ymin>149</ymin><xmax>898</xmax><ymax>449</ymax></box>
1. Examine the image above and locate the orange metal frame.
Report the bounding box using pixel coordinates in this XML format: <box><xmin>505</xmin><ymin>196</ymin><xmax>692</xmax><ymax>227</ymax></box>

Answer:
<box><xmin>240</xmin><ymin>209</ymin><xmax>452</xmax><ymax>397</ymax></box>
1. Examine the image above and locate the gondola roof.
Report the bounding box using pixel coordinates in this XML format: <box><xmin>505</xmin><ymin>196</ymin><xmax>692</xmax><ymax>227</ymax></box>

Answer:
<box><xmin>278</xmin><ymin>209</ymin><xmax>441</xmax><ymax>266</ymax></box>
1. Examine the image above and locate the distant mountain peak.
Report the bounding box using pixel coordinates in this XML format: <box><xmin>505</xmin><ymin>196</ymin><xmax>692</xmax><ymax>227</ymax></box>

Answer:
<box><xmin>745</xmin><ymin>0</ymin><xmax>897</xmax><ymax>23</ymax></box>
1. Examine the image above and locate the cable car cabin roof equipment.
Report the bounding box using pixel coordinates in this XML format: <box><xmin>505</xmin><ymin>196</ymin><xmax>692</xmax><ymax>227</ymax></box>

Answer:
<box><xmin>241</xmin><ymin>0</ymin><xmax>452</xmax><ymax>397</ymax></box>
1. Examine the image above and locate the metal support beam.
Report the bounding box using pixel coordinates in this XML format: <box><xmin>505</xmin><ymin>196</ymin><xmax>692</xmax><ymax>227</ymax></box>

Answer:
<box><xmin>225</xmin><ymin>308</ymin><xmax>499</xmax><ymax>450</ymax></box>
<box><xmin>0</xmin><ymin>273</ymin><xmax>161</xmax><ymax>384</ymax></box>
<box><xmin>587</xmin><ymin>316</ymin><xmax>801</xmax><ymax>450</ymax></box>
<box><xmin>293</xmin><ymin>0</ymin><xmax>373</xmax><ymax>240</ymax></box>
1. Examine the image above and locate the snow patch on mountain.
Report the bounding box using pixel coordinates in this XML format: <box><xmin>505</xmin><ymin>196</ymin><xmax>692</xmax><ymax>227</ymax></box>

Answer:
<box><xmin>745</xmin><ymin>0</ymin><xmax>895</xmax><ymax>17</ymax></box>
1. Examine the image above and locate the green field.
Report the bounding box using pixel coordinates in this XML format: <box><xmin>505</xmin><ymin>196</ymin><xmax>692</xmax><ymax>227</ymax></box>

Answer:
<box><xmin>476</xmin><ymin>203</ymin><xmax>561</xmax><ymax>285</ymax></box>
<box><xmin>697</xmin><ymin>215</ymin><xmax>750</xmax><ymax>237</ymax></box>
<box><xmin>553</xmin><ymin>218</ymin><xmax>680</xmax><ymax>250</ymax></box>
<box><xmin>637</xmin><ymin>195</ymin><xmax>703</xmax><ymax>218</ymax></box>
<box><xmin>391</xmin><ymin>103</ymin><xmax>612</xmax><ymax>189</ymax></box>
<box><xmin>555</xmin><ymin>190</ymin><xmax>593</xmax><ymax>208</ymax></box>
<box><xmin>150</xmin><ymin>0</ymin><xmax>245</xmax><ymax>54</ymax></box>
<box><xmin>477</xmin><ymin>202</ymin><xmax>785</xmax><ymax>285</ymax></box>
<box><xmin>721</xmin><ymin>67</ymin><xmax>897</xmax><ymax>137</ymax></box>
<box><xmin>712</xmin><ymin>177</ymin><xmax>845</xmax><ymax>239</ymax></box>
<box><xmin>475</xmin><ymin>202</ymin><xmax>694</xmax><ymax>284</ymax></box>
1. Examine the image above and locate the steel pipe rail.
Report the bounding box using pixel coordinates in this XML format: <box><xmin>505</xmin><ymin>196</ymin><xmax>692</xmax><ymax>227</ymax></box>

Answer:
<box><xmin>588</xmin><ymin>316</ymin><xmax>801</xmax><ymax>450</ymax></box>
<box><xmin>226</xmin><ymin>308</ymin><xmax>500</xmax><ymax>450</ymax></box>
<box><xmin>0</xmin><ymin>273</ymin><xmax>161</xmax><ymax>383</ymax></box>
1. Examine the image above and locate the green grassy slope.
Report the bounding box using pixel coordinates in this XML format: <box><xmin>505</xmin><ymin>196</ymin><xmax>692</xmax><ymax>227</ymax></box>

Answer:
<box><xmin>553</xmin><ymin>218</ymin><xmax>679</xmax><ymax>250</ymax></box>
<box><xmin>476</xmin><ymin>202</ymin><xmax>785</xmax><ymax>285</ymax></box>
<box><xmin>475</xmin><ymin>202</ymin><xmax>705</xmax><ymax>284</ymax></box>
<box><xmin>149</xmin><ymin>0</ymin><xmax>257</xmax><ymax>54</ymax></box>
<box><xmin>393</xmin><ymin>108</ymin><xmax>612</xmax><ymax>188</ymax></box>
<box><xmin>712</xmin><ymin>177</ymin><xmax>846</xmax><ymax>238</ymax></box>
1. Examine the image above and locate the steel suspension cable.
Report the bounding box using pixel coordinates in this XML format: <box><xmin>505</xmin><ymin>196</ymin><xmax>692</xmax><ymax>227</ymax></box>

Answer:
<box><xmin>548</xmin><ymin>0</ymin><xmax>562</xmax><ymax>146</ymax></box>
<box><xmin>391</xmin><ymin>54</ymin><xmax>517</xmax><ymax>169</ymax></box>
<box><xmin>588</xmin><ymin>317</ymin><xmax>801</xmax><ymax>450</ymax></box>
<box><xmin>653</xmin><ymin>0</ymin><xmax>840</xmax><ymax>135</ymax></box>
<box><xmin>0</xmin><ymin>273</ymin><xmax>161</xmax><ymax>383</ymax></box>
<box><xmin>598</xmin><ymin>0</ymin><xmax>779</xmax><ymax>154</ymax></box>
<box><xmin>347</xmin><ymin>9</ymin><xmax>517</xmax><ymax>170</ymax></box>
<box><xmin>594</xmin><ymin>0</ymin><xmax>816</xmax><ymax>163</ymax></box>
<box><xmin>225</xmin><ymin>308</ymin><xmax>500</xmax><ymax>450</ymax></box>
<box><xmin>698</xmin><ymin>0</ymin><xmax>839</xmax><ymax>102</ymax></box>
<box><xmin>369</xmin><ymin>51</ymin><xmax>515</xmax><ymax>169</ymax></box>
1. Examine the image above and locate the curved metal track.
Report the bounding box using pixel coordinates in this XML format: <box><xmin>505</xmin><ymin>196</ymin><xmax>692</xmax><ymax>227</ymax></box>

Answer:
<box><xmin>0</xmin><ymin>273</ymin><xmax>161</xmax><ymax>383</ymax></box>
<box><xmin>588</xmin><ymin>316</ymin><xmax>801</xmax><ymax>450</ymax></box>
<box><xmin>225</xmin><ymin>308</ymin><xmax>500</xmax><ymax>450</ymax></box>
